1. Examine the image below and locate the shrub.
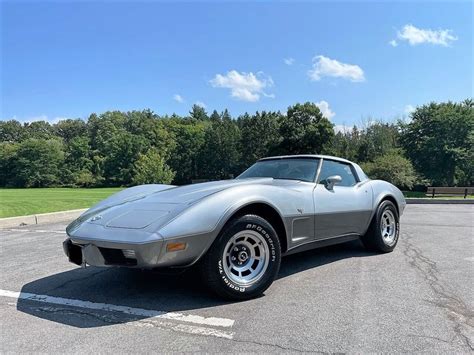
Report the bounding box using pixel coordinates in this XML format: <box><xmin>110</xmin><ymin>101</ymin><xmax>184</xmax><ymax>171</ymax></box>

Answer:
<box><xmin>132</xmin><ymin>149</ymin><xmax>175</xmax><ymax>185</ymax></box>
<box><xmin>361</xmin><ymin>151</ymin><xmax>417</xmax><ymax>190</ymax></box>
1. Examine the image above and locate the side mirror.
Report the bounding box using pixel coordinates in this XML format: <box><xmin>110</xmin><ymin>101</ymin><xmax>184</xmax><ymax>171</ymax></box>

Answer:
<box><xmin>324</xmin><ymin>175</ymin><xmax>342</xmax><ymax>190</ymax></box>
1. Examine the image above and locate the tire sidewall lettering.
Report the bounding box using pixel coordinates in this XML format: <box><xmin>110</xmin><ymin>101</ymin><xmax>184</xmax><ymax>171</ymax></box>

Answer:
<box><xmin>217</xmin><ymin>221</ymin><xmax>277</xmax><ymax>292</ymax></box>
<box><xmin>218</xmin><ymin>260</ymin><xmax>245</xmax><ymax>292</ymax></box>
<box><xmin>245</xmin><ymin>223</ymin><xmax>276</xmax><ymax>261</ymax></box>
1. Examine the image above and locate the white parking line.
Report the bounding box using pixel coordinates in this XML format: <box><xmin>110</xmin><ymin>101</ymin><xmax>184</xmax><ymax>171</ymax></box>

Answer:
<box><xmin>0</xmin><ymin>229</ymin><xmax>66</xmax><ymax>234</ymax></box>
<box><xmin>0</xmin><ymin>289</ymin><xmax>235</xmax><ymax>339</ymax></box>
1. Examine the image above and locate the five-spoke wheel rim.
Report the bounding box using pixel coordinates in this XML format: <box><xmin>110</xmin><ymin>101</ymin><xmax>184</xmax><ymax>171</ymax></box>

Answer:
<box><xmin>380</xmin><ymin>209</ymin><xmax>397</xmax><ymax>245</ymax></box>
<box><xmin>222</xmin><ymin>230</ymin><xmax>269</xmax><ymax>286</ymax></box>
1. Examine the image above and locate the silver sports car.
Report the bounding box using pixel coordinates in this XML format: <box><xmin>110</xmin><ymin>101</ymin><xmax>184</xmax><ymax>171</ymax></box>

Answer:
<box><xmin>64</xmin><ymin>155</ymin><xmax>406</xmax><ymax>300</ymax></box>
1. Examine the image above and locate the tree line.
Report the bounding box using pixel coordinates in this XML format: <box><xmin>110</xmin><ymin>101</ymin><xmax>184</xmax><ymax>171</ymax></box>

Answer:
<box><xmin>0</xmin><ymin>99</ymin><xmax>472</xmax><ymax>190</ymax></box>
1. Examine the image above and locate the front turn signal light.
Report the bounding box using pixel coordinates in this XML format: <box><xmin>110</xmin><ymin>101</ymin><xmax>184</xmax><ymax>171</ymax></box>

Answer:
<box><xmin>166</xmin><ymin>242</ymin><xmax>187</xmax><ymax>252</ymax></box>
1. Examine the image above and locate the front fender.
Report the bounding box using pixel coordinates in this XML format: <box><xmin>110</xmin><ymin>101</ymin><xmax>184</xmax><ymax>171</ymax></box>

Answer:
<box><xmin>157</xmin><ymin>184</ymin><xmax>296</xmax><ymax>266</ymax></box>
<box><xmin>370</xmin><ymin>180</ymin><xmax>407</xmax><ymax>216</ymax></box>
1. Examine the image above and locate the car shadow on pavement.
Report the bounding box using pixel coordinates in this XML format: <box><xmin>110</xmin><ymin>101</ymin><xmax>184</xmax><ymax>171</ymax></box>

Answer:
<box><xmin>278</xmin><ymin>239</ymin><xmax>375</xmax><ymax>279</ymax></box>
<box><xmin>17</xmin><ymin>240</ymin><xmax>374</xmax><ymax>328</ymax></box>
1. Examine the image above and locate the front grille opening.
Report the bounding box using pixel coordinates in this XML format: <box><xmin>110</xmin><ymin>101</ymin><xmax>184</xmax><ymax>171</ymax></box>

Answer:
<box><xmin>67</xmin><ymin>242</ymin><xmax>83</xmax><ymax>266</ymax></box>
<box><xmin>98</xmin><ymin>247</ymin><xmax>137</xmax><ymax>266</ymax></box>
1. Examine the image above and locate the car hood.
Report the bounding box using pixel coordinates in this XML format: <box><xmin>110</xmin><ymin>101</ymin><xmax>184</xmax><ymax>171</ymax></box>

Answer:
<box><xmin>67</xmin><ymin>178</ymin><xmax>301</xmax><ymax>234</ymax></box>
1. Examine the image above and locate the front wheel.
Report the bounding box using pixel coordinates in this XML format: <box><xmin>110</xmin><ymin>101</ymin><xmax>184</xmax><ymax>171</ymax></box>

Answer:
<box><xmin>361</xmin><ymin>200</ymin><xmax>400</xmax><ymax>253</ymax></box>
<box><xmin>200</xmin><ymin>214</ymin><xmax>281</xmax><ymax>300</ymax></box>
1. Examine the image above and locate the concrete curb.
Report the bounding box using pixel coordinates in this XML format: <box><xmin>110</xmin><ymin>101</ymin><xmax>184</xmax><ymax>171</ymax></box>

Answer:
<box><xmin>0</xmin><ymin>209</ymin><xmax>87</xmax><ymax>229</ymax></box>
<box><xmin>406</xmin><ymin>198</ymin><xmax>474</xmax><ymax>205</ymax></box>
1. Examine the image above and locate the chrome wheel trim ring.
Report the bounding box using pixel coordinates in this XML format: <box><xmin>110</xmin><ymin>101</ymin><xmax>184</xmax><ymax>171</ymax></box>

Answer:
<box><xmin>380</xmin><ymin>209</ymin><xmax>397</xmax><ymax>245</ymax></box>
<box><xmin>222</xmin><ymin>230</ymin><xmax>270</xmax><ymax>286</ymax></box>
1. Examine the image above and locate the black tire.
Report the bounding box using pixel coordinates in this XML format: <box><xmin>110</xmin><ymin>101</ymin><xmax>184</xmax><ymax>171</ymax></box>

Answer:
<box><xmin>361</xmin><ymin>200</ymin><xmax>400</xmax><ymax>253</ymax></box>
<box><xmin>200</xmin><ymin>214</ymin><xmax>281</xmax><ymax>300</ymax></box>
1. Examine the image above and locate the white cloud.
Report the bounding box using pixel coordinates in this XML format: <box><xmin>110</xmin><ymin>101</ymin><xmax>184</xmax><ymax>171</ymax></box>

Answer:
<box><xmin>210</xmin><ymin>70</ymin><xmax>274</xmax><ymax>102</ymax></box>
<box><xmin>389</xmin><ymin>40</ymin><xmax>398</xmax><ymax>47</ymax></box>
<box><xmin>404</xmin><ymin>104</ymin><xmax>416</xmax><ymax>115</ymax></box>
<box><xmin>308</xmin><ymin>55</ymin><xmax>365</xmax><ymax>82</ymax></box>
<box><xmin>395</xmin><ymin>24</ymin><xmax>458</xmax><ymax>46</ymax></box>
<box><xmin>334</xmin><ymin>124</ymin><xmax>352</xmax><ymax>134</ymax></box>
<box><xmin>51</xmin><ymin>117</ymin><xmax>71</xmax><ymax>123</ymax></box>
<box><xmin>173</xmin><ymin>94</ymin><xmax>184</xmax><ymax>103</ymax></box>
<box><xmin>28</xmin><ymin>114</ymin><xmax>49</xmax><ymax>122</ymax></box>
<box><xmin>283</xmin><ymin>57</ymin><xmax>295</xmax><ymax>65</ymax></box>
<box><xmin>6</xmin><ymin>115</ymin><xmax>70</xmax><ymax>124</ymax></box>
<box><xmin>195</xmin><ymin>101</ymin><xmax>206</xmax><ymax>108</ymax></box>
<box><xmin>315</xmin><ymin>100</ymin><xmax>335</xmax><ymax>119</ymax></box>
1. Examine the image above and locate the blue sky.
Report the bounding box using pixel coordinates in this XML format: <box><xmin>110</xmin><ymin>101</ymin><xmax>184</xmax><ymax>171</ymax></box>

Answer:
<box><xmin>1</xmin><ymin>1</ymin><xmax>472</xmax><ymax>128</ymax></box>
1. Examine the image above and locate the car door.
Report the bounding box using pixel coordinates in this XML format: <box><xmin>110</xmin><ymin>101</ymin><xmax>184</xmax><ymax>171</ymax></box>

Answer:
<box><xmin>313</xmin><ymin>159</ymin><xmax>373</xmax><ymax>239</ymax></box>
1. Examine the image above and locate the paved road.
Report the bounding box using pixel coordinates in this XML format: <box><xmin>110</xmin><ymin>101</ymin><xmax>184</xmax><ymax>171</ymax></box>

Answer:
<box><xmin>1</xmin><ymin>205</ymin><xmax>473</xmax><ymax>353</ymax></box>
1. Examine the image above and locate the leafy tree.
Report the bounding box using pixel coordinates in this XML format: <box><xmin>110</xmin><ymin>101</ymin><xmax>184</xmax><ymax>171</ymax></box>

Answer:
<box><xmin>0</xmin><ymin>120</ymin><xmax>27</xmax><ymax>142</ymax></box>
<box><xmin>357</xmin><ymin>122</ymin><xmax>400</xmax><ymax>162</ymax></box>
<box><xmin>125</xmin><ymin>110</ymin><xmax>175</xmax><ymax>159</ymax></box>
<box><xmin>53</xmin><ymin>119</ymin><xmax>88</xmax><ymax>143</ymax></box>
<box><xmin>276</xmin><ymin>102</ymin><xmax>334</xmax><ymax>155</ymax></box>
<box><xmin>167</xmin><ymin>120</ymin><xmax>207</xmax><ymax>184</ymax></box>
<box><xmin>0</xmin><ymin>100</ymin><xmax>470</xmax><ymax>189</ymax></box>
<box><xmin>189</xmin><ymin>105</ymin><xmax>209</xmax><ymax>121</ymax></box>
<box><xmin>400</xmin><ymin>100</ymin><xmax>474</xmax><ymax>186</ymax></box>
<box><xmin>87</xmin><ymin>110</ymin><xmax>174</xmax><ymax>186</ymax></box>
<box><xmin>331</xmin><ymin>126</ymin><xmax>360</xmax><ymax>162</ymax></box>
<box><xmin>24</xmin><ymin>120</ymin><xmax>54</xmax><ymax>140</ymax></box>
<box><xmin>64</xmin><ymin>136</ymin><xmax>95</xmax><ymax>186</ymax></box>
<box><xmin>198</xmin><ymin>113</ymin><xmax>241</xmax><ymax>179</ymax></box>
<box><xmin>209</xmin><ymin>110</ymin><xmax>221</xmax><ymax>122</ymax></box>
<box><xmin>13</xmin><ymin>139</ymin><xmax>65</xmax><ymax>187</ymax></box>
<box><xmin>132</xmin><ymin>149</ymin><xmax>175</xmax><ymax>185</ymax></box>
<box><xmin>0</xmin><ymin>142</ymin><xmax>19</xmax><ymax>186</ymax></box>
<box><xmin>221</xmin><ymin>109</ymin><xmax>232</xmax><ymax>122</ymax></box>
<box><xmin>361</xmin><ymin>150</ymin><xmax>417</xmax><ymax>190</ymax></box>
<box><xmin>238</xmin><ymin>111</ymin><xmax>281</xmax><ymax>168</ymax></box>
<box><xmin>102</xmin><ymin>131</ymin><xmax>148</xmax><ymax>185</ymax></box>
<box><xmin>88</xmin><ymin>111</ymin><xmax>128</xmax><ymax>152</ymax></box>
<box><xmin>86</xmin><ymin>111</ymin><xmax>127</xmax><ymax>185</ymax></box>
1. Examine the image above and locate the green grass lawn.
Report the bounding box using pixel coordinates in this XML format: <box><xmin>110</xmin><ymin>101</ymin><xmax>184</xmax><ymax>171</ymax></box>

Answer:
<box><xmin>0</xmin><ymin>188</ymin><xmax>124</xmax><ymax>218</ymax></box>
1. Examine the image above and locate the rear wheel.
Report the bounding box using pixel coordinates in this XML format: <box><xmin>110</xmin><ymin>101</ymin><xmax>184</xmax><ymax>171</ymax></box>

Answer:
<box><xmin>200</xmin><ymin>214</ymin><xmax>281</xmax><ymax>300</ymax></box>
<box><xmin>361</xmin><ymin>200</ymin><xmax>399</xmax><ymax>253</ymax></box>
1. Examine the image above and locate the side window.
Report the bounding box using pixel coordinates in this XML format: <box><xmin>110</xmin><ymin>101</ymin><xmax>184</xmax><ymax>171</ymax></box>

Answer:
<box><xmin>318</xmin><ymin>160</ymin><xmax>357</xmax><ymax>187</ymax></box>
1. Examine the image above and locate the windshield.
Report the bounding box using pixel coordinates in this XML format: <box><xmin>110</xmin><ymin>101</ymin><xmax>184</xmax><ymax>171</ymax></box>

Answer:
<box><xmin>237</xmin><ymin>158</ymin><xmax>320</xmax><ymax>183</ymax></box>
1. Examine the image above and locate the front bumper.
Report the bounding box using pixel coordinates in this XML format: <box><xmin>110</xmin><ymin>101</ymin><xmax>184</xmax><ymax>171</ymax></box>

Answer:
<box><xmin>63</xmin><ymin>239</ymin><xmax>145</xmax><ymax>267</ymax></box>
<box><xmin>63</xmin><ymin>231</ymin><xmax>213</xmax><ymax>269</ymax></box>
<box><xmin>63</xmin><ymin>238</ymin><xmax>162</xmax><ymax>268</ymax></box>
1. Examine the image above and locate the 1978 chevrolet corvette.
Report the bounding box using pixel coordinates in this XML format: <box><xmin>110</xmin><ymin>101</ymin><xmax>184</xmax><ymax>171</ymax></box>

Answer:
<box><xmin>64</xmin><ymin>155</ymin><xmax>406</xmax><ymax>299</ymax></box>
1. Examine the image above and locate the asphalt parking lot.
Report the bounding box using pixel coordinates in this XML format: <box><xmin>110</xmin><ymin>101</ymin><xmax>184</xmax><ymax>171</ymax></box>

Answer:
<box><xmin>1</xmin><ymin>205</ymin><xmax>473</xmax><ymax>353</ymax></box>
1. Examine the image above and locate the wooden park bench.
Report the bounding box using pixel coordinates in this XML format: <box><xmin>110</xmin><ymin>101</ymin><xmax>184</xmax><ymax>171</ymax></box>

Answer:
<box><xmin>426</xmin><ymin>186</ymin><xmax>473</xmax><ymax>199</ymax></box>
